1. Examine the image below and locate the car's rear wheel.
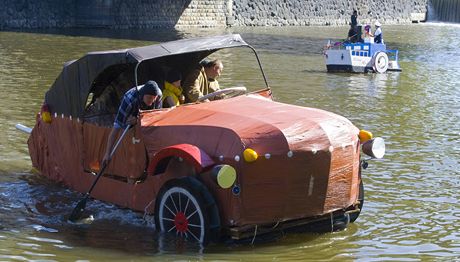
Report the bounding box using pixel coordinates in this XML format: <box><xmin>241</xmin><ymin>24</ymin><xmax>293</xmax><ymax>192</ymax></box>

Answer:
<box><xmin>349</xmin><ymin>179</ymin><xmax>364</xmax><ymax>223</ymax></box>
<box><xmin>154</xmin><ymin>177</ymin><xmax>220</xmax><ymax>244</ymax></box>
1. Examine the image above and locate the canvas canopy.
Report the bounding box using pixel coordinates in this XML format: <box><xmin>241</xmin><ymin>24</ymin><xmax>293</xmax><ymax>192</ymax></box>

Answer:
<box><xmin>44</xmin><ymin>34</ymin><xmax>249</xmax><ymax>117</ymax></box>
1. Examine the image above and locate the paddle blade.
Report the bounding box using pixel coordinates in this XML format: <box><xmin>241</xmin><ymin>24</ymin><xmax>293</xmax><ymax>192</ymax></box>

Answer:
<box><xmin>68</xmin><ymin>198</ymin><xmax>88</xmax><ymax>222</ymax></box>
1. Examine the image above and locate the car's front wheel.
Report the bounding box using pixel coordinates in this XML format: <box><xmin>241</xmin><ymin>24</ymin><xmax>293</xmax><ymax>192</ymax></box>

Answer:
<box><xmin>154</xmin><ymin>177</ymin><xmax>220</xmax><ymax>244</ymax></box>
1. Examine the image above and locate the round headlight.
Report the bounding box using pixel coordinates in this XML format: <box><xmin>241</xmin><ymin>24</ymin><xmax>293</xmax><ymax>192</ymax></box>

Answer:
<box><xmin>362</xmin><ymin>137</ymin><xmax>385</xmax><ymax>159</ymax></box>
<box><xmin>212</xmin><ymin>165</ymin><xmax>237</xmax><ymax>189</ymax></box>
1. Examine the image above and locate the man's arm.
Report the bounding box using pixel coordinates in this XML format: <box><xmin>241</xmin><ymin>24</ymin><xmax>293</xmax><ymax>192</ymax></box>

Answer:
<box><xmin>183</xmin><ymin>69</ymin><xmax>204</xmax><ymax>102</ymax></box>
<box><xmin>102</xmin><ymin>89</ymin><xmax>136</xmax><ymax>166</ymax></box>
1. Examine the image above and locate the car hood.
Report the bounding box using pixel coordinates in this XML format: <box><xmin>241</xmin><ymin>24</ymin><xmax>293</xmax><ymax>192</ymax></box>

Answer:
<box><xmin>141</xmin><ymin>94</ymin><xmax>359</xmax><ymax>158</ymax></box>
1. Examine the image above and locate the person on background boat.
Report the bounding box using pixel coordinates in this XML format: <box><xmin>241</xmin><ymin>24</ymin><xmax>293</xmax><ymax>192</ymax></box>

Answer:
<box><xmin>351</xmin><ymin>10</ymin><xmax>358</xmax><ymax>27</ymax></box>
<box><xmin>102</xmin><ymin>80</ymin><xmax>162</xmax><ymax>165</ymax></box>
<box><xmin>363</xmin><ymin>24</ymin><xmax>373</xmax><ymax>43</ymax></box>
<box><xmin>347</xmin><ymin>25</ymin><xmax>359</xmax><ymax>43</ymax></box>
<box><xmin>374</xmin><ymin>21</ymin><xmax>383</xmax><ymax>44</ymax></box>
<box><xmin>162</xmin><ymin>69</ymin><xmax>184</xmax><ymax>108</ymax></box>
<box><xmin>373</xmin><ymin>21</ymin><xmax>383</xmax><ymax>44</ymax></box>
<box><xmin>183</xmin><ymin>59</ymin><xmax>224</xmax><ymax>102</ymax></box>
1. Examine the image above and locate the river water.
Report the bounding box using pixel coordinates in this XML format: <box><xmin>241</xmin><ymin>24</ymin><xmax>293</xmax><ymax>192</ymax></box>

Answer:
<box><xmin>1</xmin><ymin>23</ymin><xmax>459</xmax><ymax>261</ymax></box>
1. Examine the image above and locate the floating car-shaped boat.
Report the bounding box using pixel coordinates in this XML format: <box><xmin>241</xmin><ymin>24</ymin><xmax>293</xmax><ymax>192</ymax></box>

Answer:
<box><xmin>25</xmin><ymin>34</ymin><xmax>385</xmax><ymax>244</ymax></box>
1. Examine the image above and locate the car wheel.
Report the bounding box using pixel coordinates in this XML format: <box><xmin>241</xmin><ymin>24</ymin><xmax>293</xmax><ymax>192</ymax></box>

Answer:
<box><xmin>373</xmin><ymin>52</ymin><xmax>389</xmax><ymax>73</ymax></box>
<box><xmin>154</xmin><ymin>177</ymin><xmax>220</xmax><ymax>244</ymax></box>
<box><xmin>349</xmin><ymin>179</ymin><xmax>364</xmax><ymax>223</ymax></box>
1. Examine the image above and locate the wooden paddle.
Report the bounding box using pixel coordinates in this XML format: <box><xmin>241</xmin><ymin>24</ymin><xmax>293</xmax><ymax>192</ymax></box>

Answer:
<box><xmin>68</xmin><ymin>125</ymin><xmax>131</xmax><ymax>222</ymax></box>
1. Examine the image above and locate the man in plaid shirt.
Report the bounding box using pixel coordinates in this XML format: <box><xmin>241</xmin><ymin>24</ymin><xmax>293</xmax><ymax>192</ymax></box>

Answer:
<box><xmin>103</xmin><ymin>80</ymin><xmax>162</xmax><ymax>165</ymax></box>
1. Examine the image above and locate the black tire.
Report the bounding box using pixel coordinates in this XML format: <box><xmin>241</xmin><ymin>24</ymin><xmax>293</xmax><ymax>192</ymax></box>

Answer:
<box><xmin>349</xmin><ymin>179</ymin><xmax>364</xmax><ymax>223</ymax></box>
<box><xmin>373</xmin><ymin>52</ymin><xmax>389</xmax><ymax>73</ymax></box>
<box><xmin>154</xmin><ymin>177</ymin><xmax>220</xmax><ymax>245</ymax></box>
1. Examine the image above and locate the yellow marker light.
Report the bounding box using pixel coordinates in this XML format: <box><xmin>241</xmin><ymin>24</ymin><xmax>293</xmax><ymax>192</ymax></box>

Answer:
<box><xmin>359</xmin><ymin>130</ymin><xmax>373</xmax><ymax>143</ymax></box>
<box><xmin>243</xmin><ymin>148</ymin><xmax>258</xmax><ymax>162</ymax></box>
<box><xmin>41</xmin><ymin>111</ymin><xmax>52</xmax><ymax>123</ymax></box>
<box><xmin>41</xmin><ymin>104</ymin><xmax>52</xmax><ymax>124</ymax></box>
<box><xmin>213</xmin><ymin>165</ymin><xmax>237</xmax><ymax>189</ymax></box>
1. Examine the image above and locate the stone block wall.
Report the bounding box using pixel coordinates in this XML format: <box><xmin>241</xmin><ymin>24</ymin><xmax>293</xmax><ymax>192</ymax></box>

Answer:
<box><xmin>176</xmin><ymin>0</ymin><xmax>228</xmax><ymax>27</ymax></box>
<box><xmin>232</xmin><ymin>0</ymin><xmax>428</xmax><ymax>26</ymax></box>
<box><xmin>0</xmin><ymin>0</ymin><xmax>429</xmax><ymax>29</ymax></box>
<box><xmin>0</xmin><ymin>0</ymin><xmax>74</xmax><ymax>29</ymax></box>
<box><xmin>75</xmin><ymin>0</ymin><xmax>192</xmax><ymax>28</ymax></box>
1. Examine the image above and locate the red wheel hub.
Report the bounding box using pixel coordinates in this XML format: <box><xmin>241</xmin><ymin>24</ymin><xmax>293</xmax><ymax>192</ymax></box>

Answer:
<box><xmin>174</xmin><ymin>212</ymin><xmax>189</xmax><ymax>233</ymax></box>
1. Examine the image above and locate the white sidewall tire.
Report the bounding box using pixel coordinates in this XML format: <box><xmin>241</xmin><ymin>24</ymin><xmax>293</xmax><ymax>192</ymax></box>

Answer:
<box><xmin>157</xmin><ymin>186</ymin><xmax>206</xmax><ymax>243</ymax></box>
<box><xmin>373</xmin><ymin>52</ymin><xmax>389</xmax><ymax>73</ymax></box>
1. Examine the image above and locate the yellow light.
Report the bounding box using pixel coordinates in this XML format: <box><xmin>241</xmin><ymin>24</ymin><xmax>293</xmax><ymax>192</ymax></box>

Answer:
<box><xmin>216</xmin><ymin>165</ymin><xmax>237</xmax><ymax>189</ymax></box>
<box><xmin>243</xmin><ymin>148</ymin><xmax>258</xmax><ymax>162</ymax></box>
<box><xmin>359</xmin><ymin>130</ymin><xmax>373</xmax><ymax>143</ymax></box>
<box><xmin>41</xmin><ymin>111</ymin><xmax>52</xmax><ymax>123</ymax></box>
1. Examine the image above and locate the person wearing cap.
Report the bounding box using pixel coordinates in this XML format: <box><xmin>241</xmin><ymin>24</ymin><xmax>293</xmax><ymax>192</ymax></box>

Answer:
<box><xmin>183</xmin><ymin>59</ymin><xmax>223</xmax><ymax>103</ymax></box>
<box><xmin>373</xmin><ymin>21</ymin><xmax>383</xmax><ymax>44</ymax></box>
<box><xmin>162</xmin><ymin>69</ymin><xmax>185</xmax><ymax>108</ymax></box>
<box><xmin>102</xmin><ymin>80</ymin><xmax>162</xmax><ymax>165</ymax></box>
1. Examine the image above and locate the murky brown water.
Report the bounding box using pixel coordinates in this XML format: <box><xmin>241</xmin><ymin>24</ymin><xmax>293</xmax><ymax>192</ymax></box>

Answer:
<box><xmin>1</xmin><ymin>23</ymin><xmax>459</xmax><ymax>260</ymax></box>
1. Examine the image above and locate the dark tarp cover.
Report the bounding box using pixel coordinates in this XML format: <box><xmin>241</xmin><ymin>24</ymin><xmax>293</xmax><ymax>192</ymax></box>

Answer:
<box><xmin>44</xmin><ymin>34</ymin><xmax>248</xmax><ymax>117</ymax></box>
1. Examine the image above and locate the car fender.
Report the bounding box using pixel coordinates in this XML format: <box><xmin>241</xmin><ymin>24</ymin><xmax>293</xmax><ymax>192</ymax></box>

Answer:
<box><xmin>147</xmin><ymin>143</ymin><xmax>215</xmax><ymax>176</ymax></box>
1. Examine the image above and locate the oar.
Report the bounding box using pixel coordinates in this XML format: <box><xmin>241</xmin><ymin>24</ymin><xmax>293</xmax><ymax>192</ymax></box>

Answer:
<box><xmin>68</xmin><ymin>125</ymin><xmax>131</xmax><ymax>222</ymax></box>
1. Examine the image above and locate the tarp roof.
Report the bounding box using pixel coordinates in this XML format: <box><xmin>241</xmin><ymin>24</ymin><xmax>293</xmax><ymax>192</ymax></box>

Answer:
<box><xmin>44</xmin><ymin>34</ymin><xmax>249</xmax><ymax>117</ymax></box>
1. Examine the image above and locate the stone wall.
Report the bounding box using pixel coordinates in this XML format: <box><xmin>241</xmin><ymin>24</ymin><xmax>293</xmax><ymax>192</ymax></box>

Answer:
<box><xmin>176</xmin><ymin>0</ymin><xmax>228</xmax><ymax>27</ymax></box>
<box><xmin>232</xmin><ymin>0</ymin><xmax>428</xmax><ymax>26</ymax></box>
<box><xmin>0</xmin><ymin>0</ymin><xmax>74</xmax><ymax>29</ymax></box>
<box><xmin>0</xmin><ymin>0</ymin><xmax>429</xmax><ymax>29</ymax></box>
<box><xmin>70</xmin><ymin>0</ymin><xmax>193</xmax><ymax>28</ymax></box>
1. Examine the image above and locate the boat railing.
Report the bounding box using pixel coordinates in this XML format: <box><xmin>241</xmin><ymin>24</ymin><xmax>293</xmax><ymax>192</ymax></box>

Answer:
<box><xmin>323</xmin><ymin>41</ymin><xmax>345</xmax><ymax>52</ymax></box>
<box><xmin>386</xmin><ymin>49</ymin><xmax>399</xmax><ymax>61</ymax></box>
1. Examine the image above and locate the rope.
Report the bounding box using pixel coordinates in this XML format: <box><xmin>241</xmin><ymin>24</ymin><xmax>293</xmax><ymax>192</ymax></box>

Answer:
<box><xmin>251</xmin><ymin>225</ymin><xmax>258</xmax><ymax>245</ymax></box>
<box><xmin>143</xmin><ymin>198</ymin><xmax>156</xmax><ymax>227</ymax></box>
<box><xmin>330</xmin><ymin>213</ymin><xmax>334</xmax><ymax>233</ymax></box>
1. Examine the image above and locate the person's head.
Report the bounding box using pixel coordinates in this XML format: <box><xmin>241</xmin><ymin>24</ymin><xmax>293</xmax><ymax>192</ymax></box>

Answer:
<box><xmin>139</xmin><ymin>80</ymin><xmax>162</xmax><ymax>106</ymax></box>
<box><xmin>364</xmin><ymin>24</ymin><xmax>371</xmax><ymax>33</ymax></box>
<box><xmin>203</xmin><ymin>59</ymin><xmax>223</xmax><ymax>80</ymax></box>
<box><xmin>353</xmin><ymin>10</ymin><xmax>357</xmax><ymax>15</ymax></box>
<box><xmin>166</xmin><ymin>69</ymin><xmax>182</xmax><ymax>88</ymax></box>
<box><xmin>375</xmin><ymin>21</ymin><xmax>381</xmax><ymax>28</ymax></box>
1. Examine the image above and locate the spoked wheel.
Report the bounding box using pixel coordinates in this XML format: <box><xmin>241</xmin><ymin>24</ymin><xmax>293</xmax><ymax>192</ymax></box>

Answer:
<box><xmin>349</xmin><ymin>179</ymin><xmax>364</xmax><ymax>223</ymax></box>
<box><xmin>373</xmin><ymin>52</ymin><xmax>389</xmax><ymax>73</ymax></box>
<box><xmin>155</xmin><ymin>177</ymin><xmax>220</xmax><ymax>244</ymax></box>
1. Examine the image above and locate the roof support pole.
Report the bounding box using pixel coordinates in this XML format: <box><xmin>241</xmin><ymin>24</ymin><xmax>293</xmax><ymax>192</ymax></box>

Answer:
<box><xmin>134</xmin><ymin>62</ymin><xmax>141</xmax><ymax>87</ymax></box>
<box><xmin>247</xmin><ymin>45</ymin><xmax>269</xmax><ymax>89</ymax></box>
